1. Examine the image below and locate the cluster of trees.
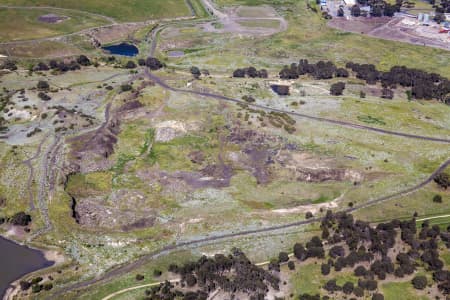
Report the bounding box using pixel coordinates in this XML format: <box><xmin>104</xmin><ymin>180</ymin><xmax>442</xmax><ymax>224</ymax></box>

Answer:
<box><xmin>19</xmin><ymin>276</ymin><xmax>53</xmax><ymax>294</ymax></box>
<box><xmin>279</xmin><ymin>59</ymin><xmax>450</xmax><ymax>104</ymax></box>
<box><xmin>317</xmin><ymin>211</ymin><xmax>450</xmax><ymax>295</ymax></box>
<box><xmin>434</xmin><ymin>172</ymin><xmax>449</xmax><ymax>189</ymax></box>
<box><xmin>145</xmin><ymin>57</ymin><xmax>164</xmax><ymax>70</ymax></box>
<box><xmin>350</xmin><ymin>2</ymin><xmax>399</xmax><ymax>17</ymax></box>
<box><xmin>0</xmin><ymin>60</ymin><xmax>18</xmax><ymax>71</ymax></box>
<box><xmin>144</xmin><ymin>281</ymin><xmax>208</xmax><ymax>300</ymax></box>
<box><xmin>433</xmin><ymin>0</ymin><xmax>449</xmax><ymax>23</ymax></box>
<box><xmin>330</xmin><ymin>82</ymin><xmax>346</xmax><ymax>96</ymax></box>
<box><xmin>278</xmin><ymin>58</ymin><xmax>450</xmax><ymax>103</ymax></box>
<box><xmin>140</xmin><ymin>210</ymin><xmax>450</xmax><ymax>299</ymax></box>
<box><xmin>169</xmin><ymin>248</ymin><xmax>280</xmax><ymax>298</ymax></box>
<box><xmin>190</xmin><ymin>66</ymin><xmax>210</xmax><ymax>79</ymax></box>
<box><xmin>233</xmin><ymin>67</ymin><xmax>268</xmax><ymax>78</ymax></box>
<box><xmin>9</xmin><ymin>211</ymin><xmax>32</xmax><ymax>226</ymax></box>
<box><xmin>346</xmin><ymin>63</ymin><xmax>450</xmax><ymax>103</ymax></box>
<box><xmin>280</xmin><ymin>60</ymin><xmax>346</xmax><ymax>80</ymax></box>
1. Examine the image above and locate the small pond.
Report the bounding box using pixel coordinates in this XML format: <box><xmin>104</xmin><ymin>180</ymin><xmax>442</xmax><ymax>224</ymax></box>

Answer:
<box><xmin>102</xmin><ymin>43</ymin><xmax>139</xmax><ymax>56</ymax></box>
<box><xmin>0</xmin><ymin>236</ymin><xmax>53</xmax><ymax>297</ymax></box>
<box><xmin>167</xmin><ymin>50</ymin><xmax>185</xmax><ymax>58</ymax></box>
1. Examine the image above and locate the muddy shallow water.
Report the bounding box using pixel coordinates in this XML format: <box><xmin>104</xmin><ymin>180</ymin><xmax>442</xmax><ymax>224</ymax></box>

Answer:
<box><xmin>0</xmin><ymin>236</ymin><xmax>53</xmax><ymax>297</ymax></box>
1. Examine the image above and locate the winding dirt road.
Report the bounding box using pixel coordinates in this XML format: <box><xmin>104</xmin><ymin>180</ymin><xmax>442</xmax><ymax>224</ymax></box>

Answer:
<box><xmin>144</xmin><ymin>70</ymin><xmax>450</xmax><ymax>143</ymax></box>
<box><xmin>102</xmin><ymin>210</ymin><xmax>450</xmax><ymax>300</ymax></box>
<box><xmin>51</xmin><ymin>154</ymin><xmax>450</xmax><ymax>299</ymax></box>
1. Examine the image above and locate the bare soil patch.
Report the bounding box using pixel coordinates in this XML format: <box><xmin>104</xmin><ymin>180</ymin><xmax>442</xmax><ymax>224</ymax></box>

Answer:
<box><xmin>328</xmin><ymin>16</ymin><xmax>450</xmax><ymax>51</ymax></box>
<box><xmin>200</xmin><ymin>3</ymin><xmax>287</xmax><ymax>36</ymax></box>
<box><xmin>38</xmin><ymin>13</ymin><xmax>68</xmax><ymax>24</ymax></box>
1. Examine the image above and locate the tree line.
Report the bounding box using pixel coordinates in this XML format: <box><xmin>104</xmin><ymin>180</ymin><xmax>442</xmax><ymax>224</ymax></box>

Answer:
<box><xmin>277</xmin><ymin>59</ymin><xmax>450</xmax><ymax>103</ymax></box>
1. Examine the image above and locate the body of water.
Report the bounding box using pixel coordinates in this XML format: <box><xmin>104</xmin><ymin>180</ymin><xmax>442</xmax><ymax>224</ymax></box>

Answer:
<box><xmin>102</xmin><ymin>43</ymin><xmax>139</xmax><ymax>56</ymax></box>
<box><xmin>167</xmin><ymin>50</ymin><xmax>185</xmax><ymax>57</ymax></box>
<box><xmin>0</xmin><ymin>236</ymin><xmax>53</xmax><ymax>297</ymax></box>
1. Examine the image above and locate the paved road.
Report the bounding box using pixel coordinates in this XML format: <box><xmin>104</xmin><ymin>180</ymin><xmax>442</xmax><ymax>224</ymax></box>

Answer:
<box><xmin>144</xmin><ymin>70</ymin><xmax>450</xmax><ymax>143</ymax></box>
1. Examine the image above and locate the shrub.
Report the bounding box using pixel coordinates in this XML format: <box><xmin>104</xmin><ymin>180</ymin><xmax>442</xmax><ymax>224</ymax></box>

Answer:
<box><xmin>278</xmin><ymin>252</ymin><xmax>289</xmax><ymax>263</ymax></box>
<box><xmin>145</xmin><ymin>57</ymin><xmax>163</xmax><ymax>70</ymax></box>
<box><xmin>153</xmin><ymin>269</ymin><xmax>162</xmax><ymax>277</ymax></box>
<box><xmin>342</xmin><ymin>281</ymin><xmax>354</xmax><ymax>294</ymax></box>
<box><xmin>288</xmin><ymin>261</ymin><xmax>295</xmax><ymax>270</ymax></box>
<box><xmin>1</xmin><ymin>60</ymin><xmax>17</xmax><ymax>71</ymax></box>
<box><xmin>433</xmin><ymin>194</ymin><xmax>442</xmax><ymax>203</ymax></box>
<box><xmin>38</xmin><ymin>92</ymin><xmax>51</xmax><ymax>101</ymax></box>
<box><xmin>10</xmin><ymin>212</ymin><xmax>31</xmax><ymax>226</ymax></box>
<box><xmin>321</xmin><ymin>263</ymin><xmax>331</xmax><ymax>275</ymax></box>
<box><xmin>31</xmin><ymin>284</ymin><xmax>42</xmax><ymax>293</ymax></box>
<box><xmin>77</xmin><ymin>55</ymin><xmax>91</xmax><ymax>66</ymax></box>
<box><xmin>121</xmin><ymin>84</ymin><xmax>132</xmax><ymax>92</ymax></box>
<box><xmin>360</xmin><ymin>90</ymin><xmax>366</xmax><ymax>98</ymax></box>
<box><xmin>185</xmin><ymin>274</ymin><xmax>197</xmax><ymax>287</ymax></box>
<box><xmin>37</xmin><ymin>81</ymin><xmax>49</xmax><ymax>90</ymax></box>
<box><xmin>412</xmin><ymin>275</ymin><xmax>427</xmax><ymax>290</ymax></box>
<box><xmin>353</xmin><ymin>286</ymin><xmax>364</xmax><ymax>297</ymax></box>
<box><xmin>19</xmin><ymin>281</ymin><xmax>31</xmax><ymax>290</ymax></box>
<box><xmin>293</xmin><ymin>243</ymin><xmax>307</xmax><ymax>261</ymax></box>
<box><xmin>372</xmin><ymin>293</ymin><xmax>384</xmax><ymax>300</ymax></box>
<box><xmin>138</xmin><ymin>58</ymin><xmax>146</xmax><ymax>66</ymax></box>
<box><xmin>125</xmin><ymin>61</ymin><xmax>137</xmax><ymax>69</ymax></box>
<box><xmin>330</xmin><ymin>82</ymin><xmax>345</xmax><ymax>96</ymax></box>
<box><xmin>190</xmin><ymin>66</ymin><xmax>201</xmax><ymax>79</ymax></box>
<box><xmin>135</xmin><ymin>274</ymin><xmax>144</xmax><ymax>281</ymax></box>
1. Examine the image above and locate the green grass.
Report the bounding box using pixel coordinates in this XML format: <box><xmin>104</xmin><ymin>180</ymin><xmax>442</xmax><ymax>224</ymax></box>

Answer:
<box><xmin>181</xmin><ymin>0</ymin><xmax>450</xmax><ymax>78</ymax></box>
<box><xmin>357</xmin><ymin>115</ymin><xmax>386</xmax><ymax>126</ymax></box>
<box><xmin>152</xmin><ymin>135</ymin><xmax>211</xmax><ymax>171</ymax></box>
<box><xmin>0</xmin><ymin>7</ymin><xmax>109</xmax><ymax>42</ymax></box>
<box><xmin>237</xmin><ymin>19</ymin><xmax>280</xmax><ymax>28</ymax></box>
<box><xmin>0</xmin><ymin>39</ymin><xmax>80</xmax><ymax>57</ymax></box>
<box><xmin>66</xmin><ymin>172</ymin><xmax>112</xmax><ymax>198</ymax></box>
<box><xmin>0</xmin><ymin>0</ymin><xmax>192</xmax><ymax>22</ymax></box>
<box><xmin>381</xmin><ymin>281</ymin><xmax>429</xmax><ymax>300</ymax></box>
<box><xmin>190</xmin><ymin>0</ymin><xmax>209</xmax><ymax>18</ymax></box>
<box><xmin>290</xmin><ymin>262</ymin><xmax>358</xmax><ymax>297</ymax></box>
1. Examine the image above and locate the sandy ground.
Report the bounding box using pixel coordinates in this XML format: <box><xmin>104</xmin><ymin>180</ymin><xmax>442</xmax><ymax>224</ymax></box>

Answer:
<box><xmin>200</xmin><ymin>0</ymin><xmax>287</xmax><ymax>36</ymax></box>
<box><xmin>328</xmin><ymin>16</ymin><xmax>450</xmax><ymax>51</ymax></box>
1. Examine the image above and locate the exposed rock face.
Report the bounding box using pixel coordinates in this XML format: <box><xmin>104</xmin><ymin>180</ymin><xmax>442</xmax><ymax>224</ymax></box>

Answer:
<box><xmin>73</xmin><ymin>197</ymin><xmax>156</xmax><ymax>229</ymax></box>
<box><xmin>296</xmin><ymin>168</ymin><xmax>363</xmax><ymax>182</ymax></box>
<box><xmin>38</xmin><ymin>14</ymin><xmax>68</xmax><ymax>24</ymax></box>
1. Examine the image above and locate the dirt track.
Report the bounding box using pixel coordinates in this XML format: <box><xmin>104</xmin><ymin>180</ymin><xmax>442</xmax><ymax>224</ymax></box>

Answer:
<box><xmin>328</xmin><ymin>16</ymin><xmax>450</xmax><ymax>51</ymax></box>
<box><xmin>145</xmin><ymin>70</ymin><xmax>450</xmax><ymax>143</ymax></box>
<box><xmin>47</xmin><ymin>69</ymin><xmax>450</xmax><ymax>299</ymax></box>
<box><xmin>49</xmin><ymin>153</ymin><xmax>450</xmax><ymax>299</ymax></box>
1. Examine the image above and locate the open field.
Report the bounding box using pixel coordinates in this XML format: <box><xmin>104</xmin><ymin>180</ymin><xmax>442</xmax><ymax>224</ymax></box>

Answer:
<box><xmin>0</xmin><ymin>0</ymin><xmax>449</xmax><ymax>299</ymax></box>
<box><xmin>157</xmin><ymin>0</ymin><xmax>450</xmax><ymax>78</ymax></box>
<box><xmin>0</xmin><ymin>7</ymin><xmax>109</xmax><ymax>42</ymax></box>
<box><xmin>0</xmin><ymin>0</ymin><xmax>192</xmax><ymax>22</ymax></box>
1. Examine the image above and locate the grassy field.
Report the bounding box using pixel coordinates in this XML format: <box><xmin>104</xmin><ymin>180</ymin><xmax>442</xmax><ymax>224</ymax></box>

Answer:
<box><xmin>0</xmin><ymin>7</ymin><xmax>109</xmax><ymax>42</ymax></box>
<box><xmin>0</xmin><ymin>0</ymin><xmax>192</xmax><ymax>22</ymax></box>
<box><xmin>190</xmin><ymin>0</ymin><xmax>209</xmax><ymax>18</ymax></box>
<box><xmin>381</xmin><ymin>282</ymin><xmax>430</xmax><ymax>300</ymax></box>
<box><xmin>166</xmin><ymin>0</ymin><xmax>450</xmax><ymax>78</ymax></box>
<box><xmin>0</xmin><ymin>39</ymin><xmax>81</xmax><ymax>57</ymax></box>
<box><xmin>237</xmin><ymin>19</ymin><xmax>280</xmax><ymax>28</ymax></box>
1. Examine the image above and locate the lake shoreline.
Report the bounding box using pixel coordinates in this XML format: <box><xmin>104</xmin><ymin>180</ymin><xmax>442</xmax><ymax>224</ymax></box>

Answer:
<box><xmin>0</xmin><ymin>235</ymin><xmax>63</xmax><ymax>300</ymax></box>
